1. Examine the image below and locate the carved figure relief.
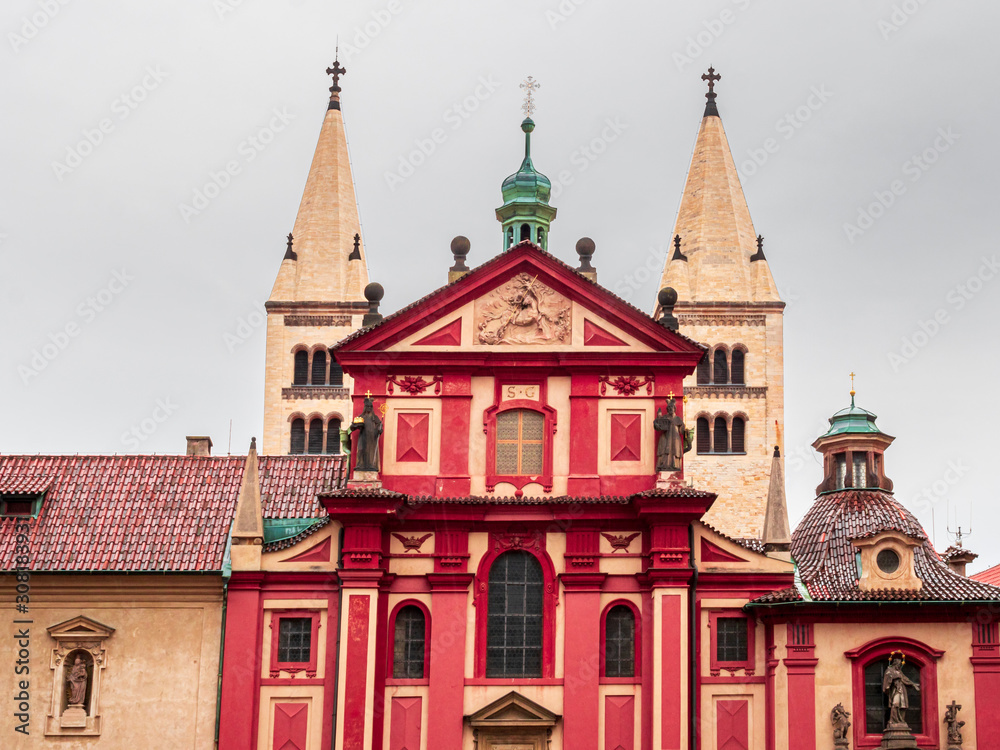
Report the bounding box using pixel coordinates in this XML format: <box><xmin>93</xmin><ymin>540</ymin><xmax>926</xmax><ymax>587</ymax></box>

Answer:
<box><xmin>392</xmin><ymin>532</ymin><xmax>432</xmax><ymax>552</ymax></box>
<box><xmin>883</xmin><ymin>652</ymin><xmax>919</xmax><ymax>728</ymax></box>
<box><xmin>654</xmin><ymin>396</ymin><xmax>690</xmax><ymax>472</ymax></box>
<box><xmin>67</xmin><ymin>656</ymin><xmax>89</xmax><ymax>706</ymax></box>
<box><xmin>601</xmin><ymin>531</ymin><xmax>641</xmax><ymax>552</ymax></box>
<box><xmin>944</xmin><ymin>701</ymin><xmax>964</xmax><ymax>748</ymax></box>
<box><xmin>350</xmin><ymin>394</ymin><xmax>383</xmax><ymax>472</ymax></box>
<box><xmin>475</xmin><ymin>273</ymin><xmax>570</xmax><ymax>346</ymax></box>
<box><xmin>831</xmin><ymin>703</ymin><xmax>851</xmax><ymax>746</ymax></box>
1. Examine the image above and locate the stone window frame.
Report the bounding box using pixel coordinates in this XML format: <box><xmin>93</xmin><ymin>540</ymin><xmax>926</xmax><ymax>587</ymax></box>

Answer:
<box><xmin>44</xmin><ymin>615</ymin><xmax>115</xmax><ymax>737</ymax></box>
<box><xmin>600</xmin><ymin>600</ymin><xmax>641</xmax><ymax>684</ymax></box>
<box><xmin>708</xmin><ymin>610</ymin><xmax>755</xmax><ymax>675</ymax></box>
<box><xmin>386</xmin><ymin>600</ymin><xmax>431</xmax><ymax>685</ymax></box>
<box><xmin>269</xmin><ymin>609</ymin><xmax>322</xmax><ymax>677</ymax></box>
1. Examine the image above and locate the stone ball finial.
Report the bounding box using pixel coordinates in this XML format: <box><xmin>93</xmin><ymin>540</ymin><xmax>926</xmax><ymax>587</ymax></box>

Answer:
<box><xmin>575</xmin><ymin>237</ymin><xmax>597</xmax><ymax>279</ymax></box>
<box><xmin>449</xmin><ymin>236</ymin><xmax>471</xmax><ymax>280</ymax></box>
<box><xmin>362</xmin><ymin>282</ymin><xmax>385</xmax><ymax>327</ymax></box>
<box><xmin>658</xmin><ymin>286</ymin><xmax>678</xmax><ymax>308</ymax></box>
<box><xmin>657</xmin><ymin>286</ymin><xmax>679</xmax><ymax>331</ymax></box>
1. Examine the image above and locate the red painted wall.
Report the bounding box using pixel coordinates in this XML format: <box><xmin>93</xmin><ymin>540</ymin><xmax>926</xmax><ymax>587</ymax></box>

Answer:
<box><xmin>218</xmin><ymin>573</ymin><xmax>263</xmax><ymax>750</ymax></box>
<box><xmin>343</xmin><ymin>595</ymin><xmax>371</xmax><ymax>750</ymax></box>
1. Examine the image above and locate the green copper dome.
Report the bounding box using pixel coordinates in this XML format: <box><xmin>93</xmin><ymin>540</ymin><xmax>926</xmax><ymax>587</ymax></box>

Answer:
<box><xmin>819</xmin><ymin>395</ymin><xmax>884</xmax><ymax>438</ymax></box>
<box><xmin>496</xmin><ymin>118</ymin><xmax>557</xmax><ymax>250</ymax></box>
<box><xmin>501</xmin><ymin>118</ymin><xmax>552</xmax><ymax>204</ymax></box>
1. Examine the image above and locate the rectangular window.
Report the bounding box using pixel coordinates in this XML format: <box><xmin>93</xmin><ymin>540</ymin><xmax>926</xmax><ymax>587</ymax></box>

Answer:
<box><xmin>0</xmin><ymin>494</ymin><xmax>41</xmax><ymax>517</ymax></box>
<box><xmin>716</xmin><ymin>617</ymin><xmax>748</xmax><ymax>663</ymax></box>
<box><xmin>495</xmin><ymin>410</ymin><xmax>544</xmax><ymax>475</ymax></box>
<box><xmin>277</xmin><ymin>617</ymin><xmax>313</xmax><ymax>664</ymax></box>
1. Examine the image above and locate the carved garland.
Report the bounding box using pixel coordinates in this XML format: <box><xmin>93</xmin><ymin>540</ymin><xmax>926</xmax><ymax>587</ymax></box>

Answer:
<box><xmin>386</xmin><ymin>375</ymin><xmax>443</xmax><ymax>395</ymax></box>
<box><xmin>598</xmin><ymin>375</ymin><xmax>654</xmax><ymax>396</ymax></box>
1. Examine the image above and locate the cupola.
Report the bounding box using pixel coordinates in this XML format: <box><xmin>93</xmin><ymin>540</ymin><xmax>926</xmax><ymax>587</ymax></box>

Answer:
<box><xmin>495</xmin><ymin>77</ymin><xmax>556</xmax><ymax>250</ymax></box>
<box><xmin>812</xmin><ymin>380</ymin><xmax>894</xmax><ymax>495</ymax></box>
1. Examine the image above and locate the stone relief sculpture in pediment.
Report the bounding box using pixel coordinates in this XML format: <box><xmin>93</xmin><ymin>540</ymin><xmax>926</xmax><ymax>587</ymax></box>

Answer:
<box><xmin>475</xmin><ymin>273</ymin><xmax>570</xmax><ymax>346</ymax></box>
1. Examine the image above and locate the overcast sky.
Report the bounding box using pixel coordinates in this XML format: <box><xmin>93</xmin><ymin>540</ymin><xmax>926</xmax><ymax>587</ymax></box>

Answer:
<box><xmin>2</xmin><ymin>1</ymin><xmax>998</xmax><ymax>569</ymax></box>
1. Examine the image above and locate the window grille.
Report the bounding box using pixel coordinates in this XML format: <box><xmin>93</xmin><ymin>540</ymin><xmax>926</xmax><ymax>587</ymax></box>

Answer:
<box><xmin>293</xmin><ymin>351</ymin><xmax>309</xmax><ymax>385</ymax></box>
<box><xmin>311</xmin><ymin>350</ymin><xmax>327</xmax><ymax>385</ymax></box>
<box><xmin>326</xmin><ymin>418</ymin><xmax>342</xmax><ymax>454</ymax></box>
<box><xmin>697</xmin><ymin>417</ymin><xmax>711</xmax><ymax>454</ymax></box>
<box><xmin>486</xmin><ymin>551</ymin><xmax>543</xmax><ymax>677</ymax></box>
<box><xmin>277</xmin><ymin>617</ymin><xmax>312</xmax><ymax>663</ymax></box>
<box><xmin>496</xmin><ymin>410</ymin><xmax>544</xmax><ymax>475</ymax></box>
<box><xmin>308</xmin><ymin>418</ymin><xmax>323</xmax><ymax>454</ymax></box>
<box><xmin>290</xmin><ymin>419</ymin><xmax>305</xmax><ymax>454</ymax></box>
<box><xmin>731</xmin><ymin>349</ymin><xmax>745</xmax><ymax>384</ymax></box>
<box><xmin>716</xmin><ymin>617</ymin><xmax>748</xmax><ymax>662</ymax></box>
<box><xmin>714</xmin><ymin>417</ymin><xmax>729</xmax><ymax>454</ymax></box>
<box><xmin>604</xmin><ymin>606</ymin><xmax>635</xmax><ymax>677</ymax></box>
<box><xmin>864</xmin><ymin>660</ymin><xmax>922</xmax><ymax>734</ymax></box>
<box><xmin>713</xmin><ymin>349</ymin><xmax>729</xmax><ymax>384</ymax></box>
<box><xmin>731</xmin><ymin>417</ymin><xmax>745</xmax><ymax>453</ymax></box>
<box><xmin>393</xmin><ymin>606</ymin><xmax>426</xmax><ymax>679</ymax></box>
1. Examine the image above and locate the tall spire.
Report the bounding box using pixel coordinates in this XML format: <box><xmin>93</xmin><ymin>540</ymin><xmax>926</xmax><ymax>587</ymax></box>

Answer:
<box><xmin>659</xmin><ymin>68</ymin><xmax>779</xmax><ymax>303</ymax></box>
<box><xmin>269</xmin><ymin>58</ymin><xmax>369</xmax><ymax>304</ymax></box>
<box><xmin>496</xmin><ymin>77</ymin><xmax>556</xmax><ymax>250</ymax></box>
<box><xmin>230</xmin><ymin>438</ymin><xmax>263</xmax><ymax>571</ymax></box>
<box><xmin>761</xmin><ymin>445</ymin><xmax>791</xmax><ymax>553</ymax></box>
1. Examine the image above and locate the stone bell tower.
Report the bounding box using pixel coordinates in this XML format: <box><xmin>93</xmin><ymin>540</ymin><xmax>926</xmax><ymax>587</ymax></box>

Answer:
<box><xmin>262</xmin><ymin>58</ymin><xmax>371</xmax><ymax>455</ymax></box>
<box><xmin>656</xmin><ymin>68</ymin><xmax>785</xmax><ymax>539</ymax></box>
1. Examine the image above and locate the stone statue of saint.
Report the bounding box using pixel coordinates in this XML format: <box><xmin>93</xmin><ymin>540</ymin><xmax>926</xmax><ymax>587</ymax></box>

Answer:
<box><xmin>654</xmin><ymin>396</ymin><xmax>688</xmax><ymax>472</ymax></box>
<box><xmin>67</xmin><ymin>656</ymin><xmax>88</xmax><ymax>706</ymax></box>
<box><xmin>883</xmin><ymin>655</ymin><xmax>919</xmax><ymax>727</ymax></box>
<box><xmin>944</xmin><ymin>702</ymin><xmax>965</xmax><ymax>747</ymax></box>
<box><xmin>350</xmin><ymin>395</ymin><xmax>383</xmax><ymax>472</ymax></box>
<box><xmin>831</xmin><ymin>703</ymin><xmax>851</xmax><ymax>746</ymax></box>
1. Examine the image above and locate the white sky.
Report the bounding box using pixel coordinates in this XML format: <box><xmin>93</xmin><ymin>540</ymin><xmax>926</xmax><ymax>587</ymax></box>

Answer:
<box><xmin>2</xmin><ymin>1</ymin><xmax>998</xmax><ymax>569</ymax></box>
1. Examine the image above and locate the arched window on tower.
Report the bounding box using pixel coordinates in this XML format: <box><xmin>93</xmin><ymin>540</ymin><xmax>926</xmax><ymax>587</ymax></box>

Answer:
<box><xmin>731</xmin><ymin>349</ymin><xmax>745</xmax><ymax>385</ymax></box>
<box><xmin>293</xmin><ymin>351</ymin><xmax>309</xmax><ymax>385</ymax></box>
<box><xmin>713</xmin><ymin>349</ymin><xmax>729</xmax><ymax>385</ymax></box>
<box><xmin>537</xmin><ymin>227</ymin><xmax>545</xmax><ymax>248</ymax></box>
<box><xmin>714</xmin><ymin>417</ymin><xmax>729</xmax><ymax>454</ymax></box>
<box><xmin>486</xmin><ymin>551</ymin><xmax>543</xmax><ymax>678</ymax></box>
<box><xmin>506</xmin><ymin>226</ymin><xmax>514</xmax><ymax>247</ymax></box>
<box><xmin>311</xmin><ymin>350</ymin><xmax>326</xmax><ymax>385</ymax></box>
<box><xmin>328</xmin><ymin>356</ymin><xmax>344</xmax><ymax>387</ymax></box>
<box><xmin>520</xmin><ymin>223</ymin><xmax>531</xmax><ymax>242</ymax></box>
<box><xmin>290</xmin><ymin>419</ymin><xmax>305</xmax><ymax>455</ymax></box>
<box><xmin>326</xmin><ymin>418</ymin><xmax>341</xmax><ymax>454</ymax></box>
<box><xmin>697</xmin><ymin>417</ymin><xmax>711</xmax><ymax>454</ymax></box>
<box><xmin>731</xmin><ymin>416</ymin><xmax>746</xmax><ymax>453</ymax></box>
<box><xmin>697</xmin><ymin>354</ymin><xmax>710</xmax><ymax>384</ymax></box>
<box><xmin>308</xmin><ymin>418</ymin><xmax>323</xmax><ymax>454</ymax></box>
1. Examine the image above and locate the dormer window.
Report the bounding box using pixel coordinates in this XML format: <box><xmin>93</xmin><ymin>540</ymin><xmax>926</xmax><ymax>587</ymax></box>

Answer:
<box><xmin>854</xmin><ymin>532</ymin><xmax>922</xmax><ymax>592</ymax></box>
<box><xmin>1</xmin><ymin>493</ymin><xmax>42</xmax><ymax>517</ymax></box>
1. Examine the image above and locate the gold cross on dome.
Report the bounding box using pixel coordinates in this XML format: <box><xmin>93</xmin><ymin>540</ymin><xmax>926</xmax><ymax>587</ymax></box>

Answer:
<box><xmin>849</xmin><ymin>372</ymin><xmax>856</xmax><ymax>396</ymax></box>
<box><xmin>364</xmin><ymin>389</ymin><xmax>372</xmax><ymax>398</ymax></box>
<box><xmin>520</xmin><ymin>76</ymin><xmax>540</xmax><ymax>117</ymax></box>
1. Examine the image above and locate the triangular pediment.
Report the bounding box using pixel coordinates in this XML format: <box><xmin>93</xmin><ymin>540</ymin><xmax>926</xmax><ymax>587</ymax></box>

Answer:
<box><xmin>47</xmin><ymin>615</ymin><xmax>116</xmax><ymax>640</ymax></box>
<box><xmin>467</xmin><ymin>691</ymin><xmax>559</xmax><ymax>727</ymax></box>
<box><xmin>336</xmin><ymin>242</ymin><xmax>705</xmax><ymax>361</ymax></box>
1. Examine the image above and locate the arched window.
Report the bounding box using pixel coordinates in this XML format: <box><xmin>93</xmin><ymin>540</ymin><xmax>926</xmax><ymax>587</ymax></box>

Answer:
<box><xmin>307</xmin><ymin>418</ymin><xmax>323</xmax><ymax>454</ymax></box>
<box><xmin>731</xmin><ymin>417</ymin><xmax>746</xmax><ymax>453</ymax></box>
<box><xmin>311</xmin><ymin>350</ymin><xmax>326</xmax><ymax>385</ymax></box>
<box><xmin>603</xmin><ymin>605</ymin><xmax>636</xmax><ymax>678</ymax></box>
<box><xmin>486</xmin><ymin>551</ymin><xmax>543</xmax><ymax>678</ymax></box>
<box><xmin>863</xmin><ymin>659</ymin><xmax>922</xmax><ymax>735</ymax></box>
<box><xmin>506</xmin><ymin>226</ymin><xmax>514</xmax><ymax>247</ymax></box>
<box><xmin>392</xmin><ymin>605</ymin><xmax>426</xmax><ymax>679</ymax></box>
<box><xmin>536</xmin><ymin>227</ymin><xmax>545</xmax><ymax>247</ymax></box>
<box><xmin>293</xmin><ymin>351</ymin><xmax>309</xmax><ymax>385</ymax></box>
<box><xmin>495</xmin><ymin>410</ymin><xmax>544</xmax><ymax>475</ymax></box>
<box><xmin>713</xmin><ymin>349</ymin><xmax>729</xmax><ymax>384</ymax></box>
<box><xmin>520</xmin><ymin>223</ymin><xmax>531</xmax><ymax>242</ymax></box>
<box><xmin>290</xmin><ymin>419</ymin><xmax>305</xmax><ymax>454</ymax></box>
<box><xmin>697</xmin><ymin>417</ymin><xmax>711</xmax><ymax>454</ymax></box>
<box><xmin>697</xmin><ymin>354</ymin><xmax>711</xmax><ymax>385</ymax></box>
<box><xmin>329</xmin><ymin>358</ymin><xmax>344</xmax><ymax>387</ymax></box>
<box><xmin>731</xmin><ymin>349</ymin><xmax>745</xmax><ymax>385</ymax></box>
<box><xmin>714</xmin><ymin>417</ymin><xmax>729</xmax><ymax>454</ymax></box>
<box><xmin>326</xmin><ymin>418</ymin><xmax>341</xmax><ymax>454</ymax></box>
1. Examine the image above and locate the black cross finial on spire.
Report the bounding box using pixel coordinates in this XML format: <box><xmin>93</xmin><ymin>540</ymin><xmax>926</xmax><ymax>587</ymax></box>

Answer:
<box><xmin>284</xmin><ymin>232</ymin><xmax>297</xmax><ymax>261</ymax></box>
<box><xmin>750</xmin><ymin>233</ymin><xmax>766</xmax><ymax>262</ymax></box>
<box><xmin>349</xmin><ymin>232</ymin><xmax>362</xmax><ymax>261</ymax></box>
<box><xmin>326</xmin><ymin>60</ymin><xmax>346</xmax><ymax>95</ymax></box>
<box><xmin>701</xmin><ymin>66</ymin><xmax>721</xmax><ymax>116</ymax></box>
<box><xmin>702</xmin><ymin>66</ymin><xmax>721</xmax><ymax>94</ymax></box>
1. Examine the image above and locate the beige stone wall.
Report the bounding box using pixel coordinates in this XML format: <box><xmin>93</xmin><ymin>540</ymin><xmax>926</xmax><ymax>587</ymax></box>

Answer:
<box><xmin>262</xmin><ymin>308</ymin><xmax>361</xmax><ymax>455</ymax></box>
<box><xmin>811</xmin><ymin>620</ymin><xmax>978</xmax><ymax>748</ymax></box>
<box><xmin>679</xmin><ymin>306</ymin><xmax>784</xmax><ymax>539</ymax></box>
<box><xmin>1</xmin><ymin>574</ymin><xmax>223</xmax><ymax>749</ymax></box>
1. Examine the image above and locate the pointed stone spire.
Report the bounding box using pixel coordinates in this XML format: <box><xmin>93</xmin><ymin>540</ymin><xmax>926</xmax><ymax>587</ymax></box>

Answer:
<box><xmin>269</xmin><ymin>59</ymin><xmax>369</xmax><ymax>304</ymax></box>
<box><xmin>762</xmin><ymin>445</ymin><xmax>791</xmax><ymax>553</ymax></box>
<box><xmin>231</xmin><ymin>437</ymin><xmax>263</xmax><ymax>571</ymax></box>
<box><xmin>659</xmin><ymin>69</ymin><xmax>780</xmax><ymax>304</ymax></box>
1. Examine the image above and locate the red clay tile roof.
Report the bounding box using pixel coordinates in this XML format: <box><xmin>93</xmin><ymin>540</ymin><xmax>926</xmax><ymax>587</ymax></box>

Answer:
<box><xmin>774</xmin><ymin>489</ymin><xmax>1000</xmax><ymax>602</ymax></box>
<box><xmin>406</xmin><ymin>495</ymin><xmax>633</xmax><ymax>505</ymax></box>
<box><xmin>0</xmin><ymin>454</ymin><xmax>347</xmax><ymax>572</ymax></box>
<box><xmin>971</xmin><ymin>563</ymin><xmax>1000</xmax><ymax>586</ymax></box>
<box><xmin>701</xmin><ymin>519</ymin><xmax>765</xmax><ymax>553</ymax></box>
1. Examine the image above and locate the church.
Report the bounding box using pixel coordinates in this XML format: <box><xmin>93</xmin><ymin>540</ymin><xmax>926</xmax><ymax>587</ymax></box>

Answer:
<box><xmin>3</xmin><ymin>61</ymin><xmax>1000</xmax><ymax>750</ymax></box>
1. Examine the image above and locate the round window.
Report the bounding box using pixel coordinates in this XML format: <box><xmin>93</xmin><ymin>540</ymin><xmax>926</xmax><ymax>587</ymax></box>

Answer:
<box><xmin>876</xmin><ymin>548</ymin><xmax>900</xmax><ymax>574</ymax></box>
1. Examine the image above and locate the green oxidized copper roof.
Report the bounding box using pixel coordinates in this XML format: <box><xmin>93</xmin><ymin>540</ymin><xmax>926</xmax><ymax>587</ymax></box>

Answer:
<box><xmin>262</xmin><ymin>517</ymin><xmax>322</xmax><ymax>545</ymax></box>
<box><xmin>819</xmin><ymin>395</ymin><xmax>884</xmax><ymax>438</ymax></box>
<box><xmin>500</xmin><ymin>118</ymin><xmax>551</xmax><ymax>205</ymax></box>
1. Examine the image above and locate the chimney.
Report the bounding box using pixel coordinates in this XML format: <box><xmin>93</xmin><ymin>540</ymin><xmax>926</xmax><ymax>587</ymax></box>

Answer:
<box><xmin>944</xmin><ymin>547</ymin><xmax>978</xmax><ymax>577</ymax></box>
<box><xmin>186</xmin><ymin>436</ymin><xmax>213</xmax><ymax>456</ymax></box>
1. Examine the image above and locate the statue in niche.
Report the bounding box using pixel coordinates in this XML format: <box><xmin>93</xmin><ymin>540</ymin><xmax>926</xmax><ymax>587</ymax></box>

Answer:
<box><xmin>66</xmin><ymin>655</ymin><xmax>88</xmax><ymax>707</ymax></box>
<box><xmin>350</xmin><ymin>394</ymin><xmax>383</xmax><ymax>472</ymax></box>
<box><xmin>654</xmin><ymin>396</ymin><xmax>689</xmax><ymax>472</ymax></box>
<box><xmin>831</xmin><ymin>703</ymin><xmax>851</xmax><ymax>746</ymax></box>
<box><xmin>944</xmin><ymin>701</ymin><xmax>965</xmax><ymax>748</ymax></box>
<box><xmin>883</xmin><ymin>653</ymin><xmax>920</xmax><ymax>727</ymax></box>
